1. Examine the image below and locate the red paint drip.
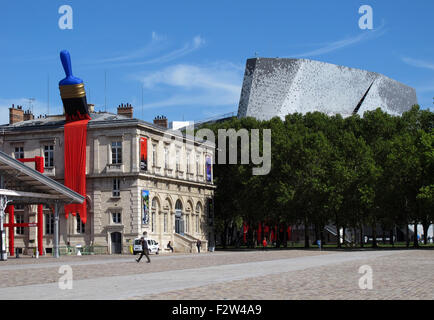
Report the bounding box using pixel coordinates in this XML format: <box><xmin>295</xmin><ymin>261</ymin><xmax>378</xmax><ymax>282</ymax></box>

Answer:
<box><xmin>64</xmin><ymin>119</ymin><xmax>89</xmax><ymax>224</ymax></box>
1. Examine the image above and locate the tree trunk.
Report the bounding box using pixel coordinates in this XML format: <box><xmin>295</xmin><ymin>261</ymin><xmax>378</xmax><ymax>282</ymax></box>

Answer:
<box><xmin>406</xmin><ymin>223</ymin><xmax>410</xmax><ymax>248</ymax></box>
<box><xmin>360</xmin><ymin>225</ymin><xmax>364</xmax><ymax>248</ymax></box>
<box><xmin>336</xmin><ymin>214</ymin><xmax>341</xmax><ymax>249</ymax></box>
<box><xmin>422</xmin><ymin>221</ymin><xmax>429</xmax><ymax>245</ymax></box>
<box><xmin>342</xmin><ymin>226</ymin><xmax>346</xmax><ymax>246</ymax></box>
<box><xmin>382</xmin><ymin>228</ymin><xmax>386</xmax><ymax>245</ymax></box>
<box><xmin>389</xmin><ymin>227</ymin><xmax>394</xmax><ymax>246</ymax></box>
<box><xmin>320</xmin><ymin>225</ymin><xmax>325</xmax><ymax>246</ymax></box>
<box><xmin>372</xmin><ymin>223</ymin><xmax>377</xmax><ymax>248</ymax></box>
<box><xmin>304</xmin><ymin>217</ymin><xmax>309</xmax><ymax>248</ymax></box>
<box><xmin>222</xmin><ymin>222</ymin><xmax>228</xmax><ymax>249</ymax></box>
<box><xmin>413</xmin><ymin>223</ymin><xmax>419</xmax><ymax>248</ymax></box>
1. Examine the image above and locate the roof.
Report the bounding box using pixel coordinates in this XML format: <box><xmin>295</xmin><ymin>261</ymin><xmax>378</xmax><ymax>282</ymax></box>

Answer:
<box><xmin>0</xmin><ymin>150</ymin><xmax>85</xmax><ymax>205</ymax></box>
<box><xmin>0</xmin><ymin>111</ymin><xmax>215</xmax><ymax>148</ymax></box>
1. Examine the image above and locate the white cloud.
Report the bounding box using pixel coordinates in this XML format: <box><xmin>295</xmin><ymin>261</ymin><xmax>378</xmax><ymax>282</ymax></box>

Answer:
<box><xmin>120</xmin><ymin>35</ymin><xmax>205</xmax><ymax>67</ymax></box>
<box><xmin>289</xmin><ymin>21</ymin><xmax>387</xmax><ymax>58</ymax></box>
<box><xmin>86</xmin><ymin>35</ymin><xmax>205</xmax><ymax>69</ymax></box>
<box><xmin>88</xmin><ymin>32</ymin><xmax>166</xmax><ymax>65</ymax></box>
<box><xmin>133</xmin><ymin>63</ymin><xmax>242</xmax><ymax>109</ymax></box>
<box><xmin>402</xmin><ymin>57</ymin><xmax>434</xmax><ymax>71</ymax></box>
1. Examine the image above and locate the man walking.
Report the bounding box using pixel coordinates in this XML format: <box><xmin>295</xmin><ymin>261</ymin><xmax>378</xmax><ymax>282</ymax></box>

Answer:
<box><xmin>136</xmin><ymin>236</ymin><xmax>151</xmax><ymax>263</ymax></box>
<box><xmin>196</xmin><ymin>239</ymin><xmax>202</xmax><ymax>253</ymax></box>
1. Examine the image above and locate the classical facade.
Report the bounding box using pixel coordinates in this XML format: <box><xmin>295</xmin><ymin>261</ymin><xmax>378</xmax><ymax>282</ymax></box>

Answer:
<box><xmin>0</xmin><ymin>105</ymin><xmax>215</xmax><ymax>255</ymax></box>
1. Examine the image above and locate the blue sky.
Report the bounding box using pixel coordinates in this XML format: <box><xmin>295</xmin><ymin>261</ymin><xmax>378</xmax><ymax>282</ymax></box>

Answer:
<box><xmin>0</xmin><ymin>0</ymin><xmax>433</xmax><ymax>124</ymax></box>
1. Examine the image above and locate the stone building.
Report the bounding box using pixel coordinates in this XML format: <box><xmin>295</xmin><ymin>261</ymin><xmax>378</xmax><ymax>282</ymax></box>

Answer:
<box><xmin>0</xmin><ymin>104</ymin><xmax>215</xmax><ymax>255</ymax></box>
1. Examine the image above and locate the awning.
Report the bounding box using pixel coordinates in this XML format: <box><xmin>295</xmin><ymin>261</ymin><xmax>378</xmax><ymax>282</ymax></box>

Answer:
<box><xmin>0</xmin><ymin>150</ymin><xmax>84</xmax><ymax>205</ymax></box>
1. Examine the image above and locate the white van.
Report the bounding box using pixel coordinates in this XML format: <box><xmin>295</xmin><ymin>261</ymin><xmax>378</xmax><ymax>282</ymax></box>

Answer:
<box><xmin>133</xmin><ymin>238</ymin><xmax>159</xmax><ymax>255</ymax></box>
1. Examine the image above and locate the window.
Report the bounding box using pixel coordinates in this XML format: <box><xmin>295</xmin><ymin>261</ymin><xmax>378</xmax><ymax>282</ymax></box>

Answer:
<box><xmin>112</xmin><ymin>178</ymin><xmax>120</xmax><ymax>197</ymax></box>
<box><xmin>164</xmin><ymin>146</ymin><xmax>169</xmax><ymax>169</ymax></box>
<box><xmin>44</xmin><ymin>145</ymin><xmax>54</xmax><ymax>167</ymax></box>
<box><xmin>151</xmin><ymin>198</ymin><xmax>158</xmax><ymax>233</ymax></box>
<box><xmin>76</xmin><ymin>214</ymin><xmax>85</xmax><ymax>234</ymax></box>
<box><xmin>176</xmin><ymin>149</ymin><xmax>180</xmax><ymax>171</ymax></box>
<box><xmin>195</xmin><ymin>203</ymin><xmax>201</xmax><ymax>233</ymax></box>
<box><xmin>14</xmin><ymin>147</ymin><xmax>24</xmax><ymax>159</ymax></box>
<box><xmin>15</xmin><ymin>214</ymin><xmax>24</xmax><ymax>235</ymax></box>
<box><xmin>112</xmin><ymin>212</ymin><xmax>121</xmax><ymax>224</ymax></box>
<box><xmin>111</xmin><ymin>141</ymin><xmax>122</xmax><ymax>164</ymax></box>
<box><xmin>186</xmin><ymin>151</ymin><xmax>191</xmax><ymax>173</ymax></box>
<box><xmin>152</xmin><ymin>144</ymin><xmax>157</xmax><ymax>167</ymax></box>
<box><xmin>151</xmin><ymin>212</ymin><xmax>155</xmax><ymax>233</ymax></box>
<box><xmin>14</xmin><ymin>204</ymin><xmax>24</xmax><ymax>210</ymax></box>
<box><xmin>45</xmin><ymin>214</ymin><xmax>54</xmax><ymax>235</ymax></box>
<box><xmin>196</xmin><ymin>154</ymin><xmax>200</xmax><ymax>175</ymax></box>
<box><xmin>164</xmin><ymin>213</ymin><xmax>168</xmax><ymax>233</ymax></box>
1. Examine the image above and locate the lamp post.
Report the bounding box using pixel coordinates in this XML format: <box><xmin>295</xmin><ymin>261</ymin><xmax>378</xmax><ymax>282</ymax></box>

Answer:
<box><xmin>53</xmin><ymin>201</ymin><xmax>60</xmax><ymax>258</ymax></box>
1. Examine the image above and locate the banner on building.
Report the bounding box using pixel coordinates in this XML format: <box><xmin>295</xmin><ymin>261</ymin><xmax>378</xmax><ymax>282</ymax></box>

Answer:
<box><xmin>140</xmin><ymin>137</ymin><xmax>148</xmax><ymax>171</ymax></box>
<box><xmin>142</xmin><ymin>190</ymin><xmax>149</xmax><ymax>225</ymax></box>
<box><xmin>205</xmin><ymin>155</ymin><xmax>212</xmax><ymax>182</ymax></box>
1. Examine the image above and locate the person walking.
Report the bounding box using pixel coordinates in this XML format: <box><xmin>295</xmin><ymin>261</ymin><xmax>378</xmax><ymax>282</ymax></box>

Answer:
<box><xmin>167</xmin><ymin>241</ymin><xmax>174</xmax><ymax>253</ymax></box>
<box><xmin>196</xmin><ymin>239</ymin><xmax>202</xmax><ymax>253</ymax></box>
<box><xmin>136</xmin><ymin>236</ymin><xmax>151</xmax><ymax>263</ymax></box>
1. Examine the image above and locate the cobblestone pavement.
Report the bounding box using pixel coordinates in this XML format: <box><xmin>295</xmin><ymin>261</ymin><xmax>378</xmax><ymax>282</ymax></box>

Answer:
<box><xmin>140</xmin><ymin>250</ymin><xmax>434</xmax><ymax>300</ymax></box>
<box><xmin>0</xmin><ymin>250</ymin><xmax>328</xmax><ymax>288</ymax></box>
<box><xmin>0</xmin><ymin>249</ymin><xmax>432</xmax><ymax>299</ymax></box>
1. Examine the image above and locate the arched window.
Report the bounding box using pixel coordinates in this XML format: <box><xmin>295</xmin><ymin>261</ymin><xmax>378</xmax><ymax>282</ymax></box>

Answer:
<box><xmin>195</xmin><ymin>202</ymin><xmax>202</xmax><ymax>233</ymax></box>
<box><xmin>175</xmin><ymin>200</ymin><xmax>183</xmax><ymax>211</ymax></box>
<box><xmin>175</xmin><ymin>200</ymin><xmax>183</xmax><ymax>234</ymax></box>
<box><xmin>151</xmin><ymin>198</ymin><xmax>159</xmax><ymax>233</ymax></box>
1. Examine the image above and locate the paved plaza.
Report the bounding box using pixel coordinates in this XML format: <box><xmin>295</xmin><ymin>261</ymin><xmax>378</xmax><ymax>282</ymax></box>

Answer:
<box><xmin>0</xmin><ymin>249</ymin><xmax>433</xmax><ymax>300</ymax></box>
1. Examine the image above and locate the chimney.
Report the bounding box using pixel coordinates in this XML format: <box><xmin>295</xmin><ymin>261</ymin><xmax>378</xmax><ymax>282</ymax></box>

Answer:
<box><xmin>153</xmin><ymin>115</ymin><xmax>168</xmax><ymax>128</ymax></box>
<box><xmin>23</xmin><ymin>109</ymin><xmax>34</xmax><ymax>121</ymax></box>
<box><xmin>87</xmin><ymin>104</ymin><xmax>95</xmax><ymax>113</ymax></box>
<box><xmin>9</xmin><ymin>104</ymin><xmax>24</xmax><ymax>124</ymax></box>
<box><xmin>117</xmin><ymin>103</ymin><xmax>133</xmax><ymax>118</ymax></box>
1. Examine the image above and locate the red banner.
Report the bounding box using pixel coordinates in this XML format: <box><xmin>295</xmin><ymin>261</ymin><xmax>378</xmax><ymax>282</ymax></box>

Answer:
<box><xmin>140</xmin><ymin>137</ymin><xmax>147</xmax><ymax>171</ymax></box>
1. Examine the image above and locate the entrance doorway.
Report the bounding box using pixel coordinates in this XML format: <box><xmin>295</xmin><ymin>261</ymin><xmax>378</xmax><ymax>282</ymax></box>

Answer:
<box><xmin>111</xmin><ymin>232</ymin><xmax>122</xmax><ymax>254</ymax></box>
<box><xmin>175</xmin><ymin>200</ymin><xmax>184</xmax><ymax>235</ymax></box>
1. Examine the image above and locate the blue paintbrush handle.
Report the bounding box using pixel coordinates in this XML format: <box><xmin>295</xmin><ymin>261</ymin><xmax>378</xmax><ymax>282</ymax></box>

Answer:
<box><xmin>59</xmin><ymin>50</ymin><xmax>82</xmax><ymax>85</ymax></box>
<box><xmin>60</xmin><ymin>50</ymin><xmax>73</xmax><ymax>78</ymax></box>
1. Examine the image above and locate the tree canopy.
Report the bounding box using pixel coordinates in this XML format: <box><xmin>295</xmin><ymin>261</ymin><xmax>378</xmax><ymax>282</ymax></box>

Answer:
<box><xmin>202</xmin><ymin>106</ymin><xmax>434</xmax><ymax>248</ymax></box>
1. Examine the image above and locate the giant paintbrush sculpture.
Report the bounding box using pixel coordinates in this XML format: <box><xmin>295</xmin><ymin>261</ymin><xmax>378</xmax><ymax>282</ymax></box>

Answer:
<box><xmin>59</xmin><ymin>50</ymin><xmax>90</xmax><ymax>121</ymax></box>
<box><xmin>59</xmin><ymin>50</ymin><xmax>90</xmax><ymax>224</ymax></box>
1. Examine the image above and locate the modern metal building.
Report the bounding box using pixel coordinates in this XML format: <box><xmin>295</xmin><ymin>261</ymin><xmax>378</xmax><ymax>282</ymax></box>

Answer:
<box><xmin>238</xmin><ymin>58</ymin><xmax>418</xmax><ymax>120</ymax></box>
